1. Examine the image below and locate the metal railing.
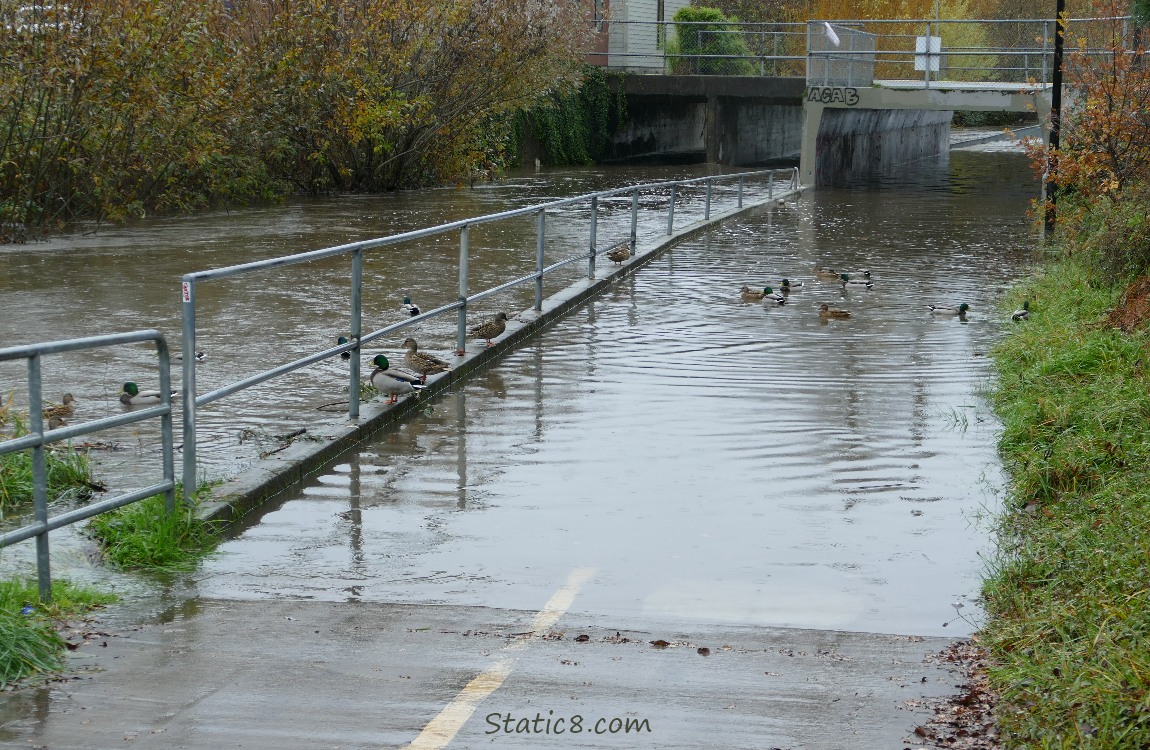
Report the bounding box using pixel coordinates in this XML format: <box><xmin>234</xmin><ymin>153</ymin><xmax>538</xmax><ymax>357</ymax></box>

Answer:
<box><xmin>178</xmin><ymin>168</ymin><xmax>801</xmax><ymax>500</ymax></box>
<box><xmin>0</xmin><ymin>330</ymin><xmax>176</xmax><ymax>602</ymax></box>
<box><xmin>806</xmin><ymin>16</ymin><xmax>1136</xmax><ymax>88</ymax></box>
<box><xmin>587</xmin><ymin>16</ymin><xmax>1137</xmax><ymax>85</ymax></box>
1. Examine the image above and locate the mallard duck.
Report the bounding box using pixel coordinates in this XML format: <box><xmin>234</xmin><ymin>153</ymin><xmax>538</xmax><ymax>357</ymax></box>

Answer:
<box><xmin>43</xmin><ymin>393</ymin><xmax>75</xmax><ymax>419</ymax></box>
<box><xmin>468</xmin><ymin>312</ymin><xmax>508</xmax><ymax>346</ymax></box>
<box><xmin>119</xmin><ymin>382</ymin><xmax>168</xmax><ymax>405</ymax></box>
<box><xmin>368</xmin><ymin>355</ymin><xmax>422</xmax><ymax>404</ymax></box>
<box><xmin>740</xmin><ymin>286</ymin><xmax>768</xmax><ymax>302</ymax></box>
<box><xmin>839</xmin><ymin>274</ymin><xmax>874</xmax><ymax>289</ymax></box>
<box><xmin>171</xmin><ymin>350</ymin><xmax>206</xmax><ymax>363</ymax></box>
<box><xmin>819</xmin><ymin>303</ymin><xmax>851</xmax><ymax>319</ymax></box>
<box><xmin>402</xmin><ymin>338</ymin><xmax>451</xmax><ymax>382</ymax></box>
<box><xmin>1011</xmin><ymin>301</ymin><xmax>1030</xmax><ymax>321</ymax></box>
<box><xmin>337</xmin><ymin>336</ymin><xmax>354</xmax><ymax>360</ymax></box>
<box><xmin>929</xmin><ymin>303</ymin><xmax>970</xmax><ymax>316</ymax></box>
<box><xmin>402</xmin><ymin>294</ymin><xmax>421</xmax><ymax>317</ymax></box>
<box><xmin>814</xmin><ymin>268</ymin><xmax>840</xmax><ymax>281</ymax></box>
<box><xmin>762</xmin><ymin>287</ymin><xmax>786</xmax><ymax>306</ymax></box>
<box><xmin>780</xmin><ymin>278</ymin><xmax>803</xmax><ymax>291</ymax></box>
<box><xmin>47</xmin><ymin>415</ymin><xmax>67</xmax><ymax>430</ymax></box>
<box><xmin>606</xmin><ymin>242</ymin><xmax>631</xmax><ymax>265</ymax></box>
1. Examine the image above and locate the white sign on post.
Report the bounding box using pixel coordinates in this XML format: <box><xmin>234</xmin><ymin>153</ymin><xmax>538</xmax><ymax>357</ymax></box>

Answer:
<box><xmin>914</xmin><ymin>36</ymin><xmax>942</xmax><ymax>72</ymax></box>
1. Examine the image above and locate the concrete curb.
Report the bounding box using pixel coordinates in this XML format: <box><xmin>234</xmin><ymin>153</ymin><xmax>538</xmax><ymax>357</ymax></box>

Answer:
<box><xmin>199</xmin><ymin>186</ymin><xmax>806</xmax><ymax>526</ymax></box>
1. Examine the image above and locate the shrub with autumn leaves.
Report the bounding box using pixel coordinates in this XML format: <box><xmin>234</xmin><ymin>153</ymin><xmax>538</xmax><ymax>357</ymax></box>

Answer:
<box><xmin>0</xmin><ymin>0</ymin><xmax>592</xmax><ymax>236</ymax></box>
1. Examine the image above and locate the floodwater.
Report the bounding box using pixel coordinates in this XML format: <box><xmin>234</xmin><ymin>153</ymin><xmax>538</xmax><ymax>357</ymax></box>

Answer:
<box><xmin>0</xmin><ymin>149</ymin><xmax>1039</xmax><ymax>637</ymax></box>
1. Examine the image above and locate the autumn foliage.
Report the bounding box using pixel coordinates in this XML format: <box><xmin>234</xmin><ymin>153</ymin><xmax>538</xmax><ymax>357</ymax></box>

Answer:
<box><xmin>0</xmin><ymin>0</ymin><xmax>591</xmax><ymax>235</ymax></box>
<box><xmin>1029</xmin><ymin>3</ymin><xmax>1150</xmax><ymax>277</ymax></box>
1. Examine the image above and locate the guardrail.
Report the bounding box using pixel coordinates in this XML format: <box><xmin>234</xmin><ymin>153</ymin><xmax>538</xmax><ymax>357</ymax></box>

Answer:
<box><xmin>0</xmin><ymin>330</ymin><xmax>176</xmax><ymax>602</ymax></box>
<box><xmin>588</xmin><ymin>16</ymin><xmax>1136</xmax><ymax>84</ymax></box>
<box><xmin>178</xmin><ymin>168</ymin><xmax>800</xmax><ymax>501</ymax></box>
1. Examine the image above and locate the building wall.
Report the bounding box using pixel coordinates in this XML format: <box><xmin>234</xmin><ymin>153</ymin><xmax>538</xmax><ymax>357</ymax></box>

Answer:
<box><xmin>607</xmin><ymin>0</ymin><xmax>691</xmax><ymax>72</ymax></box>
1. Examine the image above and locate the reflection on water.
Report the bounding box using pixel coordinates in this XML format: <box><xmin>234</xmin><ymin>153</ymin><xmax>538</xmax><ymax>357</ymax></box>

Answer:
<box><xmin>189</xmin><ymin>151</ymin><xmax>1039</xmax><ymax>636</ymax></box>
<box><xmin>1</xmin><ymin>152</ymin><xmax>1038</xmax><ymax>636</ymax></box>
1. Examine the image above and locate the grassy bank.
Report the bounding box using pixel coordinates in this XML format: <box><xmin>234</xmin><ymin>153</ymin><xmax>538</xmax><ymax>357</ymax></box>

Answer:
<box><xmin>984</xmin><ymin>258</ymin><xmax>1150</xmax><ymax>747</ymax></box>
<box><xmin>0</xmin><ymin>578</ymin><xmax>117</xmax><ymax>685</ymax></box>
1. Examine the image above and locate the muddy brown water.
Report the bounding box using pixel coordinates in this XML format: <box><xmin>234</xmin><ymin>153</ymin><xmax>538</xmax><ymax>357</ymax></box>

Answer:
<box><xmin>1</xmin><ymin>152</ymin><xmax>1038</xmax><ymax>636</ymax></box>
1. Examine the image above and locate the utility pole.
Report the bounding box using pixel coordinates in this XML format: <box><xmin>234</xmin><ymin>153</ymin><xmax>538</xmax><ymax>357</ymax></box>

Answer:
<box><xmin>1044</xmin><ymin>0</ymin><xmax>1066</xmax><ymax>233</ymax></box>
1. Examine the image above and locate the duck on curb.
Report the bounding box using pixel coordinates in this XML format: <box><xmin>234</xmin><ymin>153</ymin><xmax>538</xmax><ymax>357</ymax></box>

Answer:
<box><xmin>368</xmin><ymin>355</ymin><xmax>422</xmax><ymax>404</ymax></box>
<box><xmin>469</xmin><ymin>312</ymin><xmax>509</xmax><ymax>347</ymax></box>
<box><xmin>402</xmin><ymin>338</ymin><xmax>451</xmax><ymax>383</ymax></box>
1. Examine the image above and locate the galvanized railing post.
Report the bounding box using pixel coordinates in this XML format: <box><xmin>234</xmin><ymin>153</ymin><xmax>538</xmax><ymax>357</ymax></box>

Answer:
<box><xmin>667</xmin><ymin>186</ymin><xmax>676</xmax><ymax>235</ymax></box>
<box><xmin>769</xmin><ymin>172</ymin><xmax>774</xmax><ymax>200</ymax></box>
<box><xmin>535</xmin><ymin>210</ymin><xmax>545</xmax><ymax>312</ymax></box>
<box><xmin>705</xmin><ymin>178</ymin><xmax>713</xmax><ymax>220</ymax></box>
<box><xmin>738</xmin><ymin>175</ymin><xmax>744</xmax><ymax>208</ymax></box>
<box><xmin>180</xmin><ymin>276</ymin><xmax>197</xmax><ymax>504</ymax></box>
<box><xmin>588</xmin><ymin>196</ymin><xmax>598</xmax><ymax>279</ymax></box>
<box><xmin>792</xmin><ymin>167</ymin><xmax>799</xmax><ymax>189</ymax></box>
<box><xmin>629</xmin><ymin>189</ymin><xmax>639</xmax><ymax>251</ymax></box>
<box><xmin>1042</xmin><ymin>19</ymin><xmax>1050</xmax><ymax>87</ymax></box>
<box><xmin>27</xmin><ymin>354</ymin><xmax>51</xmax><ymax>602</ymax></box>
<box><xmin>349</xmin><ymin>248</ymin><xmax>363</xmax><ymax>419</ymax></box>
<box><xmin>457</xmin><ymin>225</ymin><xmax>469</xmax><ymax>355</ymax></box>
<box><xmin>158</xmin><ymin>340</ymin><xmax>175</xmax><ymax>513</ymax></box>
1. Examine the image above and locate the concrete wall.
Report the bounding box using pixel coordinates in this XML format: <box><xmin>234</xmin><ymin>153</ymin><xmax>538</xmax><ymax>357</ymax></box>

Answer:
<box><xmin>603</xmin><ymin>75</ymin><xmax>805</xmax><ymax>166</ymax></box>
<box><xmin>814</xmin><ymin>108</ymin><xmax>952</xmax><ymax>185</ymax></box>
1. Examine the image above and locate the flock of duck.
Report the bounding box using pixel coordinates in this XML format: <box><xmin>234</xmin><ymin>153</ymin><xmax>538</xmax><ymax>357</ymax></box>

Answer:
<box><xmin>736</xmin><ymin>267</ymin><xmax>1018</xmax><ymax>323</ymax></box>
<box><xmin>38</xmin><ymin>279</ymin><xmax>1030</xmax><ymax>428</ymax></box>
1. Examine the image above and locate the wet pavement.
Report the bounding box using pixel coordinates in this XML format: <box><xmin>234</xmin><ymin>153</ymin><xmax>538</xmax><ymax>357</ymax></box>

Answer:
<box><xmin>0</xmin><ymin>150</ymin><xmax>1039</xmax><ymax>748</ymax></box>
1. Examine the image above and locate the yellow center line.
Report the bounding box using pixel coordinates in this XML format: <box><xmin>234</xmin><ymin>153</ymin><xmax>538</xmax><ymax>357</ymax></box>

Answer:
<box><xmin>403</xmin><ymin>567</ymin><xmax>596</xmax><ymax>750</ymax></box>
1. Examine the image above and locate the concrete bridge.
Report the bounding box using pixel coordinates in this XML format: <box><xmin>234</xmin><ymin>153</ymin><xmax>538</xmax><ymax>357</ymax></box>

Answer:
<box><xmin>588</xmin><ymin>16</ymin><xmax>1115</xmax><ymax>184</ymax></box>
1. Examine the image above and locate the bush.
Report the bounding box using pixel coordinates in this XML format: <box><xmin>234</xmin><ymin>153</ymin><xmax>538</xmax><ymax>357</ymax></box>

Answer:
<box><xmin>669</xmin><ymin>7</ymin><xmax>756</xmax><ymax>75</ymax></box>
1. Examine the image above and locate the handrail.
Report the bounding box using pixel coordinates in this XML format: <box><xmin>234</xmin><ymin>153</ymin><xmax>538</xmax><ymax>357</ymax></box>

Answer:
<box><xmin>179</xmin><ymin>168</ymin><xmax>802</xmax><ymax>501</ymax></box>
<box><xmin>0</xmin><ymin>330</ymin><xmax>176</xmax><ymax>602</ymax></box>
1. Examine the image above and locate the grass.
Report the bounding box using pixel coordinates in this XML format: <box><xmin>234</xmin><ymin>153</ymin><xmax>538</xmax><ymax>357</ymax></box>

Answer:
<box><xmin>85</xmin><ymin>487</ymin><xmax>222</xmax><ymax>572</ymax></box>
<box><xmin>983</xmin><ymin>257</ymin><xmax>1150</xmax><ymax>748</ymax></box>
<box><xmin>0</xmin><ymin>397</ymin><xmax>97</xmax><ymax>512</ymax></box>
<box><xmin>0</xmin><ymin>578</ymin><xmax>117</xmax><ymax>686</ymax></box>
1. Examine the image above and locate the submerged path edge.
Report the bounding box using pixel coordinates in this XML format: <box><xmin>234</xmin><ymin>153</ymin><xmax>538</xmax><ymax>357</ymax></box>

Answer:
<box><xmin>198</xmin><ymin>185</ymin><xmax>806</xmax><ymax>526</ymax></box>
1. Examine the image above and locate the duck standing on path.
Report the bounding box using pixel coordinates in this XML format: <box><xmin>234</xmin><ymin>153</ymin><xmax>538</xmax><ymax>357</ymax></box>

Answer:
<box><xmin>43</xmin><ymin>393</ymin><xmax>76</xmax><ymax>420</ymax></box>
<box><xmin>1011</xmin><ymin>301</ymin><xmax>1030</xmax><ymax>321</ymax></box>
<box><xmin>819</xmin><ymin>303</ymin><xmax>851</xmax><ymax>320</ymax></box>
<box><xmin>119</xmin><ymin>382</ymin><xmax>168</xmax><ymax>405</ymax></box>
<box><xmin>368</xmin><ymin>355</ymin><xmax>422</xmax><ymax>404</ymax></box>
<box><xmin>402</xmin><ymin>338</ymin><xmax>451</xmax><ymax>383</ymax></box>
<box><xmin>468</xmin><ymin>312</ymin><xmax>508</xmax><ymax>347</ymax></box>
<box><xmin>929</xmin><ymin>303</ymin><xmax>971</xmax><ymax>317</ymax></box>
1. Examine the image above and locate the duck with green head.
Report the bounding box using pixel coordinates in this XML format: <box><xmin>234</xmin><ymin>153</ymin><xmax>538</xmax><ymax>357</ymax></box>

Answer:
<box><xmin>120</xmin><ymin>382</ymin><xmax>166</xmax><ymax>405</ymax></box>
<box><xmin>929</xmin><ymin>303</ymin><xmax>970</xmax><ymax>317</ymax></box>
<box><xmin>780</xmin><ymin>278</ymin><xmax>803</xmax><ymax>292</ymax></box>
<box><xmin>1011</xmin><ymin>301</ymin><xmax>1030</xmax><ymax>321</ymax></box>
<box><xmin>368</xmin><ymin>355</ymin><xmax>422</xmax><ymax>404</ymax></box>
<box><xmin>761</xmin><ymin>287</ymin><xmax>786</xmax><ymax>306</ymax></box>
<box><xmin>839</xmin><ymin>273</ymin><xmax>873</xmax><ymax>289</ymax></box>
